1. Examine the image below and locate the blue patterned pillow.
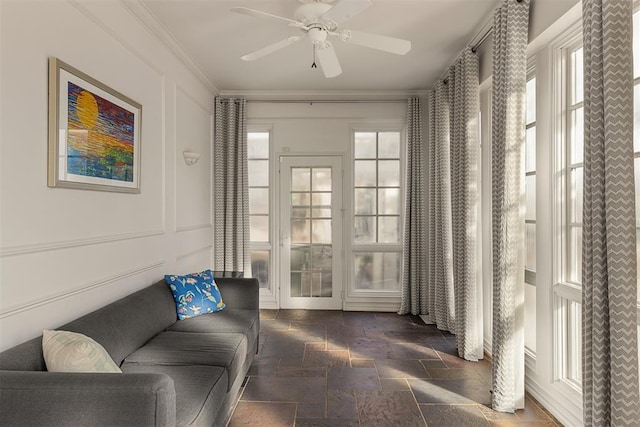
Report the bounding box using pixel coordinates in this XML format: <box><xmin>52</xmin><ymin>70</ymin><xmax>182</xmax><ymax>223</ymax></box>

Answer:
<box><xmin>164</xmin><ymin>269</ymin><xmax>225</xmax><ymax>320</ymax></box>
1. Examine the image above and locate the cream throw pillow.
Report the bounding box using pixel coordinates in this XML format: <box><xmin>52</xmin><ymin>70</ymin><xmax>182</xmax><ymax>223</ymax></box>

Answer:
<box><xmin>42</xmin><ymin>329</ymin><xmax>121</xmax><ymax>373</ymax></box>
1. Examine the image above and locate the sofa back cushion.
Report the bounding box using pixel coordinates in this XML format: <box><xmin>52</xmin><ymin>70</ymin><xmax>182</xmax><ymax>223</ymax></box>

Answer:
<box><xmin>0</xmin><ymin>280</ymin><xmax>178</xmax><ymax>371</ymax></box>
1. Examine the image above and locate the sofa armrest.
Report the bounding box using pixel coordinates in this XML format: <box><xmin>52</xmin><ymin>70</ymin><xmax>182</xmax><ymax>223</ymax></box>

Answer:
<box><xmin>0</xmin><ymin>371</ymin><xmax>176</xmax><ymax>427</ymax></box>
<box><xmin>215</xmin><ymin>277</ymin><xmax>260</xmax><ymax>310</ymax></box>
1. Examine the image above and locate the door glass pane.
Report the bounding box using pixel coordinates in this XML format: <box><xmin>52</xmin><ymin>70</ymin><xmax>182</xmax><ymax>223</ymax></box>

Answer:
<box><xmin>355</xmin><ymin>132</ymin><xmax>377</xmax><ymax>158</ymax></box>
<box><xmin>354</xmin><ymin>216</ymin><xmax>375</xmax><ymax>243</ymax></box>
<box><xmin>526</xmin><ymin>78</ymin><xmax>536</xmax><ymax>125</ymax></box>
<box><xmin>292</xmin><ymin>168</ymin><xmax>310</xmax><ymax>191</ymax></box>
<box><xmin>634</xmin><ymin>11</ymin><xmax>640</xmax><ymax>79</ymax></box>
<box><xmin>378</xmin><ymin>160</ymin><xmax>400</xmax><ymax>187</ymax></box>
<box><xmin>355</xmin><ymin>188</ymin><xmax>376</xmax><ymax>214</ymax></box>
<box><xmin>355</xmin><ymin>160</ymin><xmax>376</xmax><ymax>186</ymax></box>
<box><xmin>566</xmin><ymin>300</ymin><xmax>583</xmax><ymax>384</ymax></box>
<box><xmin>525</xmin><ymin>175</ymin><xmax>536</xmax><ymax>221</ymax></box>
<box><xmin>569</xmin><ymin>226</ymin><xmax>582</xmax><ymax>284</ymax></box>
<box><xmin>312</xmin><ymin>168</ymin><xmax>331</xmax><ymax>191</ymax></box>
<box><xmin>379</xmin><ymin>132</ymin><xmax>400</xmax><ymax>158</ymax></box>
<box><xmin>635</xmin><ymin>84</ymin><xmax>640</xmax><ymax>153</ymax></box>
<box><xmin>251</xmin><ymin>251</ymin><xmax>270</xmax><ymax>289</ymax></box>
<box><xmin>248</xmin><ymin>133</ymin><xmax>269</xmax><ymax>158</ymax></box>
<box><xmin>290</xmin><ymin>164</ymin><xmax>333</xmax><ymax>298</ymax></box>
<box><xmin>572</xmin><ymin>48</ymin><xmax>584</xmax><ymax>104</ymax></box>
<box><xmin>378</xmin><ymin>216</ymin><xmax>400</xmax><ymax>243</ymax></box>
<box><xmin>354</xmin><ymin>252</ymin><xmax>401</xmax><ymax>290</ymax></box>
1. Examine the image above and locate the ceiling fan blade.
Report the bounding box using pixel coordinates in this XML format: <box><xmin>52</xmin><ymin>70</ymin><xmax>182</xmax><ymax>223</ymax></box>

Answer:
<box><xmin>340</xmin><ymin>29</ymin><xmax>411</xmax><ymax>55</ymax></box>
<box><xmin>241</xmin><ymin>36</ymin><xmax>303</xmax><ymax>61</ymax></box>
<box><xmin>321</xmin><ymin>0</ymin><xmax>372</xmax><ymax>26</ymax></box>
<box><xmin>231</xmin><ymin>7</ymin><xmax>303</xmax><ymax>27</ymax></box>
<box><xmin>316</xmin><ymin>42</ymin><xmax>342</xmax><ymax>78</ymax></box>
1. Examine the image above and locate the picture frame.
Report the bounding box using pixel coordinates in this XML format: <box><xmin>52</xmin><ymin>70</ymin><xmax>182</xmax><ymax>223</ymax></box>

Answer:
<box><xmin>48</xmin><ymin>57</ymin><xmax>142</xmax><ymax>193</ymax></box>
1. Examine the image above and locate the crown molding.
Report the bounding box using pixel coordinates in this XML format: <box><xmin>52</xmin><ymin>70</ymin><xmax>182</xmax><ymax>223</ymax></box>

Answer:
<box><xmin>120</xmin><ymin>0</ymin><xmax>220</xmax><ymax>95</ymax></box>
<box><xmin>219</xmin><ymin>89</ymin><xmax>429</xmax><ymax>101</ymax></box>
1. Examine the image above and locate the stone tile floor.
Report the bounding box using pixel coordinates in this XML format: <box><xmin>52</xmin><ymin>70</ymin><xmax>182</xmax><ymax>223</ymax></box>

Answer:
<box><xmin>228</xmin><ymin>310</ymin><xmax>560</xmax><ymax>427</ymax></box>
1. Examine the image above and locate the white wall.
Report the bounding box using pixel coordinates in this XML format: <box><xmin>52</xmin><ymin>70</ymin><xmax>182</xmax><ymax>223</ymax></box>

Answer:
<box><xmin>0</xmin><ymin>0</ymin><xmax>215</xmax><ymax>351</ymax></box>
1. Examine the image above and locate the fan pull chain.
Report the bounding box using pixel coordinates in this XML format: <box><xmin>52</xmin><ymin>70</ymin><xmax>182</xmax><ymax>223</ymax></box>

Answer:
<box><xmin>311</xmin><ymin>44</ymin><xmax>317</xmax><ymax>69</ymax></box>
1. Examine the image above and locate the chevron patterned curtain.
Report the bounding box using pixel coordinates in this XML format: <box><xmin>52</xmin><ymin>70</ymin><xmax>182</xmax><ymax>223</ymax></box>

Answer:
<box><xmin>213</xmin><ymin>97</ymin><xmax>252</xmax><ymax>277</ymax></box>
<box><xmin>426</xmin><ymin>49</ymin><xmax>482</xmax><ymax>361</ymax></box>
<box><xmin>582</xmin><ymin>0</ymin><xmax>639</xmax><ymax>425</ymax></box>
<box><xmin>399</xmin><ymin>97</ymin><xmax>428</xmax><ymax>316</ymax></box>
<box><xmin>491</xmin><ymin>0</ymin><xmax>530</xmax><ymax>413</ymax></box>
<box><xmin>428</xmin><ymin>81</ymin><xmax>456</xmax><ymax>333</ymax></box>
<box><xmin>449</xmin><ymin>48</ymin><xmax>483</xmax><ymax>361</ymax></box>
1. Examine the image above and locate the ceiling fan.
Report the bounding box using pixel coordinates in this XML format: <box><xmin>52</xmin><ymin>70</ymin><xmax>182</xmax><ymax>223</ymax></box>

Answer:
<box><xmin>231</xmin><ymin>0</ymin><xmax>411</xmax><ymax>78</ymax></box>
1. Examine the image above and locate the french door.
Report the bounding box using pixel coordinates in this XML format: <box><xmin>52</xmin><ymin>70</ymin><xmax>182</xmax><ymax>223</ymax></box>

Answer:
<box><xmin>279</xmin><ymin>156</ymin><xmax>343</xmax><ymax>309</ymax></box>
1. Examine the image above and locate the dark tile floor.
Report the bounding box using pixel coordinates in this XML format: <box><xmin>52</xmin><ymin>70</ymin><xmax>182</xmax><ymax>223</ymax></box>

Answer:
<box><xmin>228</xmin><ymin>310</ymin><xmax>560</xmax><ymax>427</ymax></box>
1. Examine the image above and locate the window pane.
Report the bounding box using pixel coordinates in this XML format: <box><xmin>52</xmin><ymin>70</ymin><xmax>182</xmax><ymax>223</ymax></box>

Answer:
<box><xmin>312</xmin><ymin>220</ymin><xmax>332</xmax><ymax>244</ymax></box>
<box><xmin>355</xmin><ymin>160</ymin><xmax>376</xmax><ymax>187</ymax></box>
<box><xmin>379</xmin><ymin>216</ymin><xmax>400</xmax><ymax>243</ymax></box>
<box><xmin>572</xmin><ymin>48</ymin><xmax>584</xmax><ymax>104</ymax></box>
<box><xmin>354</xmin><ymin>216</ymin><xmax>375</xmax><ymax>243</ymax></box>
<box><xmin>566</xmin><ymin>300</ymin><xmax>582</xmax><ymax>384</ymax></box>
<box><xmin>312</xmin><ymin>208</ymin><xmax>331</xmax><ymax>218</ymax></box>
<box><xmin>250</xmin><ymin>216</ymin><xmax>269</xmax><ymax>242</ymax></box>
<box><xmin>378</xmin><ymin>160</ymin><xmax>400</xmax><ymax>187</ymax></box>
<box><xmin>636</xmin><ymin>158</ymin><xmax>640</xmax><ymax>226</ymax></box>
<box><xmin>379</xmin><ymin>132</ymin><xmax>400</xmax><ymax>158</ymax></box>
<box><xmin>355</xmin><ymin>188</ymin><xmax>376</xmax><ymax>214</ymax></box>
<box><xmin>354</xmin><ymin>252</ymin><xmax>401</xmax><ymax>290</ymax></box>
<box><xmin>525</xmin><ymin>223</ymin><xmax>536</xmax><ymax>270</ymax></box>
<box><xmin>634</xmin><ymin>11</ymin><xmax>640</xmax><ymax>79</ymax></box>
<box><xmin>292</xmin><ymin>208</ymin><xmax>309</xmax><ymax>219</ymax></box>
<box><xmin>379</xmin><ymin>188</ymin><xmax>400</xmax><ymax>215</ymax></box>
<box><xmin>571</xmin><ymin>107</ymin><xmax>584</xmax><ymax>164</ymax></box>
<box><xmin>525</xmin><ymin>127</ymin><xmax>536</xmax><ymax>173</ymax></box>
<box><xmin>312</xmin><ymin>245</ymin><xmax>332</xmax><ymax>270</ymax></box>
<box><xmin>249</xmin><ymin>188</ymin><xmax>269</xmax><ymax>215</ymax></box>
<box><xmin>526</xmin><ymin>77</ymin><xmax>536</xmax><ymax>125</ymax></box>
<box><xmin>312</xmin><ymin>168</ymin><xmax>331</xmax><ymax>191</ymax></box>
<box><xmin>635</xmin><ymin>84</ymin><xmax>640</xmax><ymax>153</ymax></box>
<box><xmin>247</xmin><ymin>132</ymin><xmax>269</xmax><ymax>159</ymax></box>
<box><xmin>251</xmin><ymin>250</ymin><xmax>270</xmax><ymax>289</ymax></box>
<box><xmin>525</xmin><ymin>175</ymin><xmax>536</xmax><ymax>221</ymax></box>
<box><xmin>291</xmin><ymin>168</ymin><xmax>310</xmax><ymax>191</ymax></box>
<box><xmin>571</xmin><ymin>167</ymin><xmax>583</xmax><ymax>224</ymax></box>
<box><xmin>355</xmin><ymin>132</ymin><xmax>377</xmax><ymax>158</ymax></box>
<box><xmin>248</xmin><ymin>160</ymin><xmax>268</xmax><ymax>187</ymax></box>
<box><xmin>569</xmin><ymin>226</ymin><xmax>582</xmax><ymax>284</ymax></box>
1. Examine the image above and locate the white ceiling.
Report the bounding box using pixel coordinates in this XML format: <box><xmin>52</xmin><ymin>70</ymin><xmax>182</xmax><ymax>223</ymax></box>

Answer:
<box><xmin>139</xmin><ymin>0</ymin><xmax>503</xmax><ymax>92</ymax></box>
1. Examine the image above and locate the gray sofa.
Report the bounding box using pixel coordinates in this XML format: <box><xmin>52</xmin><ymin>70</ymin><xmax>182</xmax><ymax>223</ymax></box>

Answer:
<box><xmin>0</xmin><ymin>277</ymin><xmax>259</xmax><ymax>426</ymax></box>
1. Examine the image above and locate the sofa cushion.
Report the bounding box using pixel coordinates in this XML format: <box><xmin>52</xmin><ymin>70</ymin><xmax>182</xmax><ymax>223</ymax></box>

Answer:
<box><xmin>122</xmin><ymin>364</ymin><xmax>227</xmax><ymax>427</ymax></box>
<box><xmin>42</xmin><ymin>330</ymin><xmax>121</xmax><ymax>373</ymax></box>
<box><xmin>165</xmin><ymin>270</ymin><xmax>225</xmax><ymax>320</ymax></box>
<box><xmin>122</xmin><ymin>332</ymin><xmax>247</xmax><ymax>391</ymax></box>
<box><xmin>167</xmin><ymin>309</ymin><xmax>257</xmax><ymax>334</ymax></box>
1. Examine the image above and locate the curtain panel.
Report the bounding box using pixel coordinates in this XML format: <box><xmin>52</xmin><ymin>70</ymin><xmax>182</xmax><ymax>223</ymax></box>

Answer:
<box><xmin>399</xmin><ymin>97</ymin><xmax>428</xmax><ymax>316</ymax></box>
<box><xmin>426</xmin><ymin>49</ymin><xmax>482</xmax><ymax>361</ymax></box>
<box><xmin>213</xmin><ymin>97</ymin><xmax>252</xmax><ymax>277</ymax></box>
<box><xmin>491</xmin><ymin>0</ymin><xmax>530</xmax><ymax>413</ymax></box>
<box><xmin>581</xmin><ymin>0</ymin><xmax>639</xmax><ymax>425</ymax></box>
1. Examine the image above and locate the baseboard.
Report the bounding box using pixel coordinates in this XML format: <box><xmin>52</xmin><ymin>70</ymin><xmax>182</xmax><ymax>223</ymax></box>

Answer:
<box><xmin>525</xmin><ymin>372</ymin><xmax>583</xmax><ymax>426</ymax></box>
<box><xmin>343</xmin><ymin>300</ymin><xmax>400</xmax><ymax>312</ymax></box>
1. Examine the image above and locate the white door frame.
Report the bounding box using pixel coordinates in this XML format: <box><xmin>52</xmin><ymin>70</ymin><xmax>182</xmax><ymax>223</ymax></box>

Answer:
<box><xmin>279</xmin><ymin>155</ymin><xmax>344</xmax><ymax>309</ymax></box>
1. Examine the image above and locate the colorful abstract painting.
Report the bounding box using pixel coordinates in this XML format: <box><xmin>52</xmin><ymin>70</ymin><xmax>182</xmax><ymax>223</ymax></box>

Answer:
<box><xmin>67</xmin><ymin>82</ymin><xmax>135</xmax><ymax>182</ymax></box>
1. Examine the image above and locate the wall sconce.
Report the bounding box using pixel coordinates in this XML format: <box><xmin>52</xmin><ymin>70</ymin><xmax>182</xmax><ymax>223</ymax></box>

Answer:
<box><xmin>183</xmin><ymin>151</ymin><xmax>201</xmax><ymax>166</ymax></box>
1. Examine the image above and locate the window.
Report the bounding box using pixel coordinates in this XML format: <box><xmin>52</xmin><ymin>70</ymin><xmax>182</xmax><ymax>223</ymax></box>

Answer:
<box><xmin>247</xmin><ymin>131</ymin><xmax>271</xmax><ymax>290</ymax></box>
<box><xmin>352</xmin><ymin>131</ymin><xmax>403</xmax><ymax>291</ymax></box>
<box><xmin>553</xmin><ymin>36</ymin><xmax>584</xmax><ymax>389</ymax></box>
<box><xmin>525</xmin><ymin>74</ymin><xmax>537</xmax><ymax>285</ymax></box>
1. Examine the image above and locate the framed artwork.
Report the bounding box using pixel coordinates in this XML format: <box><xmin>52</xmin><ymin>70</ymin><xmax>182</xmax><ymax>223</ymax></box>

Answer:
<box><xmin>48</xmin><ymin>57</ymin><xmax>142</xmax><ymax>193</ymax></box>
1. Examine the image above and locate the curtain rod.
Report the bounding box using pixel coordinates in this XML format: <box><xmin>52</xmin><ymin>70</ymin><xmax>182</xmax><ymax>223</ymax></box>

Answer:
<box><xmin>246</xmin><ymin>99</ymin><xmax>409</xmax><ymax>104</ymax></box>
